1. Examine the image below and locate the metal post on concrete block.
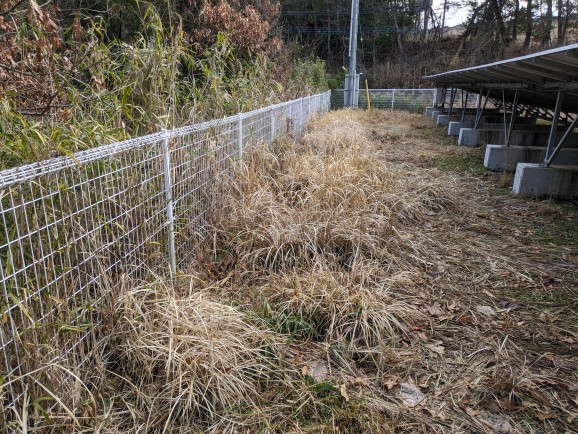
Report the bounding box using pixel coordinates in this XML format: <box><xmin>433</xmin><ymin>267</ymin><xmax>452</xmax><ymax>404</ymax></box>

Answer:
<box><xmin>545</xmin><ymin>91</ymin><xmax>564</xmax><ymax>165</ymax></box>
<box><xmin>237</xmin><ymin>113</ymin><xmax>244</xmax><ymax>159</ymax></box>
<box><xmin>448</xmin><ymin>88</ymin><xmax>457</xmax><ymax>115</ymax></box>
<box><xmin>502</xmin><ymin>89</ymin><xmax>508</xmax><ymax>145</ymax></box>
<box><xmin>544</xmin><ymin>113</ymin><xmax>578</xmax><ymax>166</ymax></box>
<box><xmin>434</xmin><ymin>88</ymin><xmax>444</xmax><ymax>107</ymax></box>
<box><xmin>460</xmin><ymin>90</ymin><xmax>469</xmax><ymax>123</ymax></box>
<box><xmin>505</xmin><ymin>90</ymin><xmax>520</xmax><ymax>147</ymax></box>
<box><xmin>474</xmin><ymin>88</ymin><xmax>491</xmax><ymax>130</ymax></box>
<box><xmin>162</xmin><ymin>129</ymin><xmax>177</xmax><ymax>277</ymax></box>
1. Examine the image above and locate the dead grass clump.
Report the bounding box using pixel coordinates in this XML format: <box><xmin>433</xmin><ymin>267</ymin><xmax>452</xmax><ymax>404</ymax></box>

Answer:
<box><xmin>212</xmin><ymin>111</ymin><xmax>460</xmax><ymax>273</ymax></box>
<box><xmin>259</xmin><ymin>263</ymin><xmax>422</xmax><ymax>346</ymax></box>
<box><xmin>107</xmin><ymin>283</ymin><xmax>291</xmax><ymax>427</ymax></box>
<box><xmin>302</xmin><ymin>114</ymin><xmax>366</xmax><ymax>155</ymax></box>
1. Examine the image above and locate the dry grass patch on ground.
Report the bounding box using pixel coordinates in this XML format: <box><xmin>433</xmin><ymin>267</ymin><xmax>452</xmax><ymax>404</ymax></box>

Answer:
<box><xmin>197</xmin><ymin>109</ymin><xmax>577</xmax><ymax>433</ymax></box>
<box><xmin>6</xmin><ymin>109</ymin><xmax>576</xmax><ymax>433</ymax></box>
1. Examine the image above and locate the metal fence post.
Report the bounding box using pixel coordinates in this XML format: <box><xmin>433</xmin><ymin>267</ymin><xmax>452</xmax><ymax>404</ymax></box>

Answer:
<box><xmin>300</xmin><ymin>98</ymin><xmax>304</xmax><ymax>133</ymax></box>
<box><xmin>288</xmin><ymin>101</ymin><xmax>293</xmax><ymax>135</ymax></box>
<box><xmin>162</xmin><ymin>129</ymin><xmax>177</xmax><ymax>276</ymax></box>
<box><xmin>237</xmin><ymin>113</ymin><xmax>243</xmax><ymax>158</ymax></box>
<box><xmin>270</xmin><ymin>108</ymin><xmax>275</xmax><ymax>144</ymax></box>
<box><xmin>391</xmin><ymin>89</ymin><xmax>395</xmax><ymax>111</ymax></box>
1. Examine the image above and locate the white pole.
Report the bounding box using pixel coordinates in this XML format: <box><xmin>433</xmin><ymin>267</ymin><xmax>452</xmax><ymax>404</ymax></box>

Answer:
<box><xmin>269</xmin><ymin>108</ymin><xmax>275</xmax><ymax>144</ymax></box>
<box><xmin>162</xmin><ymin>129</ymin><xmax>176</xmax><ymax>276</ymax></box>
<box><xmin>237</xmin><ymin>113</ymin><xmax>243</xmax><ymax>158</ymax></box>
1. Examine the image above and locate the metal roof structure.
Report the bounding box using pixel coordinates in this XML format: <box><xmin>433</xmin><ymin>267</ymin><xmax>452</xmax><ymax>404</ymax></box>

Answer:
<box><xmin>423</xmin><ymin>43</ymin><xmax>578</xmax><ymax>115</ymax></box>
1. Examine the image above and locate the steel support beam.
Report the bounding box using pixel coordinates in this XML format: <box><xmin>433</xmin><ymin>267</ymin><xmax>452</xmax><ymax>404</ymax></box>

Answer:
<box><xmin>448</xmin><ymin>88</ymin><xmax>457</xmax><ymax>114</ymax></box>
<box><xmin>501</xmin><ymin>90</ymin><xmax>508</xmax><ymax>145</ymax></box>
<box><xmin>474</xmin><ymin>88</ymin><xmax>491</xmax><ymax>130</ymax></box>
<box><xmin>505</xmin><ymin>90</ymin><xmax>520</xmax><ymax>147</ymax></box>
<box><xmin>460</xmin><ymin>90</ymin><xmax>469</xmax><ymax>123</ymax></box>
<box><xmin>544</xmin><ymin>91</ymin><xmax>565</xmax><ymax>165</ymax></box>
<box><xmin>544</xmin><ymin>115</ymin><xmax>578</xmax><ymax>167</ymax></box>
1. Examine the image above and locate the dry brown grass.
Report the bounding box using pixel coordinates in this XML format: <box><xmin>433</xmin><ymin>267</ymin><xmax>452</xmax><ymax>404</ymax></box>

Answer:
<box><xmin>198</xmin><ymin>109</ymin><xmax>577</xmax><ymax>433</ymax></box>
<box><xmin>258</xmin><ymin>264</ymin><xmax>421</xmax><ymax>346</ymax></box>
<box><xmin>106</xmin><ymin>283</ymin><xmax>290</xmax><ymax>427</ymax></box>
<box><xmin>6</xmin><ymin>109</ymin><xmax>576</xmax><ymax>433</ymax></box>
<box><xmin>211</xmin><ymin>111</ymin><xmax>459</xmax><ymax>276</ymax></box>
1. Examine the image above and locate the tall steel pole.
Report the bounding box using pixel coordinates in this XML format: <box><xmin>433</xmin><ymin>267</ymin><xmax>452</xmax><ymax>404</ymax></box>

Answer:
<box><xmin>345</xmin><ymin>0</ymin><xmax>359</xmax><ymax>107</ymax></box>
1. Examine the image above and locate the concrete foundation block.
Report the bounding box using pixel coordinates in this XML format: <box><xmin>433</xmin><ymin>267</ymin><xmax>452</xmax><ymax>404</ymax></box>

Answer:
<box><xmin>484</xmin><ymin>145</ymin><xmax>530</xmax><ymax>171</ymax></box>
<box><xmin>437</xmin><ymin>114</ymin><xmax>450</xmax><ymax>126</ymax></box>
<box><xmin>513</xmin><ymin>163</ymin><xmax>578</xmax><ymax>199</ymax></box>
<box><xmin>449</xmin><ymin>121</ymin><xmax>472</xmax><ymax>136</ymax></box>
<box><xmin>431</xmin><ymin>110</ymin><xmax>442</xmax><ymax>120</ymax></box>
<box><xmin>458</xmin><ymin>128</ymin><xmax>480</xmax><ymax>146</ymax></box>
<box><xmin>485</xmin><ymin>145</ymin><xmax>578</xmax><ymax>171</ymax></box>
<box><xmin>425</xmin><ymin>107</ymin><xmax>436</xmax><ymax>116</ymax></box>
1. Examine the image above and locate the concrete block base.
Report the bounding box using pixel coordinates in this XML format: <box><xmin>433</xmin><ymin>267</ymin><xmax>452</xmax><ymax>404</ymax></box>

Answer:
<box><xmin>513</xmin><ymin>163</ymin><xmax>578</xmax><ymax>199</ymax></box>
<box><xmin>484</xmin><ymin>145</ymin><xmax>578</xmax><ymax>171</ymax></box>
<box><xmin>437</xmin><ymin>114</ymin><xmax>450</xmax><ymax>125</ymax></box>
<box><xmin>449</xmin><ymin>121</ymin><xmax>472</xmax><ymax>136</ymax></box>
<box><xmin>458</xmin><ymin>128</ymin><xmax>480</xmax><ymax>146</ymax></box>
<box><xmin>425</xmin><ymin>107</ymin><xmax>435</xmax><ymax>117</ymax></box>
<box><xmin>431</xmin><ymin>110</ymin><xmax>443</xmax><ymax>120</ymax></box>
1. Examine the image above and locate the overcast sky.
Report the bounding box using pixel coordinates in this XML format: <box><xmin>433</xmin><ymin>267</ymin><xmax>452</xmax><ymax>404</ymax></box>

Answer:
<box><xmin>431</xmin><ymin>0</ymin><xmax>471</xmax><ymax>28</ymax></box>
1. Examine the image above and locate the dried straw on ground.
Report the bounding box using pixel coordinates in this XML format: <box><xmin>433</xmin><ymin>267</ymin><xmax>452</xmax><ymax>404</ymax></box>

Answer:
<box><xmin>7</xmin><ymin>109</ymin><xmax>576</xmax><ymax>433</ymax></box>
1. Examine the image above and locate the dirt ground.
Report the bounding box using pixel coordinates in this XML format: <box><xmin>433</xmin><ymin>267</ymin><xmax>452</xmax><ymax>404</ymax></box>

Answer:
<box><xmin>341</xmin><ymin>109</ymin><xmax>578</xmax><ymax>433</ymax></box>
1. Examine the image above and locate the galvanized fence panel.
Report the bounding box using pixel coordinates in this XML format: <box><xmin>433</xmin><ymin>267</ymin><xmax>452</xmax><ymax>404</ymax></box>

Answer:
<box><xmin>0</xmin><ymin>91</ymin><xmax>331</xmax><ymax>425</ymax></box>
<box><xmin>331</xmin><ymin>88</ymin><xmax>436</xmax><ymax>113</ymax></box>
<box><xmin>442</xmin><ymin>89</ymin><xmax>481</xmax><ymax>109</ymax></box>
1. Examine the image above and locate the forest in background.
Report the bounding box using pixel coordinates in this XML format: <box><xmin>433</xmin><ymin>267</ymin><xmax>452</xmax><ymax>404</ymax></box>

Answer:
<box><xmin>0</xmin><ymin>0</ymin><xmax>326</xmax><ymax>168</ymax></box>
<box><xmin>1</xmin><ymin>0</ymin><xmax>577</xmax><ymax>167</ymax></box>
<box><xmin>280</xmin><ymin>0</ymin><xmax>578</xmax><ymax>88</ymax></box>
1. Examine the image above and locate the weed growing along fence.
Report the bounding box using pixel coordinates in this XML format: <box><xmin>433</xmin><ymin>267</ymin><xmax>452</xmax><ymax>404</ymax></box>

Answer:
<box><xmin>0</xmin><ymin>92</ymin><xmax>331</xmax><ymax>425</ymax></box>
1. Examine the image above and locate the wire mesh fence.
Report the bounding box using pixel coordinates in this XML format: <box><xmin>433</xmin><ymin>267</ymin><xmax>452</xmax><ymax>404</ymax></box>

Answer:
<box><xmin>0</xmin><ymin>91</ymin><xmax>331</xmax><ymax>425</ymax></box>
<box><xmin>442</xmin><ymin>89</ymin><xmax>482</xmax><ymax>109</ymax></box>
<box><xmin>331</xmin><ymin>88</ymin><xmax>436</xmax><ymax>112</ymax></box>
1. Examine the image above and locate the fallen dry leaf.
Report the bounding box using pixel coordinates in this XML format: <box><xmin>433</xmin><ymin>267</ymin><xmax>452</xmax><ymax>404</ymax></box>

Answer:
<box><xmin>478</xmin><ymin>412</ymin><xmax>512</xmax><ymax>433</ymax></box>
<box><xmin>498</xmin><ymin>396</ymin><xmax>518</xmax><ymax>411</ymax></box>
<box><xmin>340</xmin><ymin>384</ymin><xmax>350</xmax><ymax>402</ymax></box>
<box><xmin>382</xmin><ymin>375</ymin><xmax>400</xmax><ymax>390</ymax></box>
<box><xmin>399</xmin><ymin>383</ymin><xmax>426</xmax><ymax>407</ymax></box>
<box><xmin>425</xmin><ymin>343</ymin><xmax>445</xmax><ymax>355</ymax></box>
<box><xmin>476</xmin><ymin>305</ymin><xmax>496</xmax><ymax>316</ymax></box>
<box><xmin>536</xmin><ymin>411</ymin><xmax>557</xmax><ymax>420</ymax></box>
<box><xmin>351</xmin><ymin>377</ymin><xmax>369</xmax><ymax>387</ymax></box>
<box><xmin>426</xmin><ymin>302</ymin><xmax>444</xmax><ymax>316</ymax></box>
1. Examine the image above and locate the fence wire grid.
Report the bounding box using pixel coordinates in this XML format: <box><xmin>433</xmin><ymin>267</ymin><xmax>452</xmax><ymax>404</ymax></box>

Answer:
<box><xmin>331</xmin><ymin>88</ymin><xmax>437</xmax><ymax>112</ymax></box>
<box><xmin>0</xmin><ymin>92</ymin><xmax>331</xmax><ymax>424</ymax></box>
<box><xmin>331</xmin><ymin>88</ymin><xmax>484</xmax><ymax>112</ymax></box>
